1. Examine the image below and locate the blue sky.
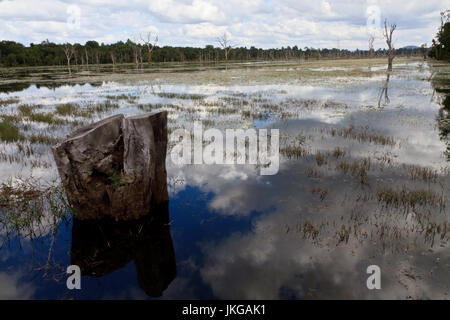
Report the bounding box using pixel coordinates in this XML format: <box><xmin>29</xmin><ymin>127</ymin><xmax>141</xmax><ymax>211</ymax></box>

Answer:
<box><xmin>0</xmin><ymin>0</ymin><xmax>447</xmax><ymax>49</ymax></box>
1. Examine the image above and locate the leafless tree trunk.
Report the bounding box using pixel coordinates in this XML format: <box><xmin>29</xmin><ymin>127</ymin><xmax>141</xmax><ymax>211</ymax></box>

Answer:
<box><xmin>383</xmin><ymin>19</ymin><xmax>396</xmax><ymax>71</ymax></box>
<box><xmin>85</xmin><ymin>47</ymin><xmax>89</xmax><ymax>67</ymax></box>
<box><xmin>133</xmin><ymin>47</ymin><xmax>138</xmax><ymax>69</ymax></box>
<box><xmin>419</xmin><ymin>44</ymin><xmax>427</xmax><ymax>60</ymax></box>
<box><xmin>110</xmin><ymin>51</ymin><xmax>116</xmax><ymax>71</ymax></box>
<box><xmin>95</xmin><ymin>50</ymin><xmax>100</xmax><ymax>72</ymax></box>
<box><xmin>64</xmin><ymin>44</ymin><xmax>75</xmax><ymax>76</ymax></box>
<box><xmin>217</xmin><ymin>33</ymin><xmax>234</xmax><ymax>68</ymax></box>
<box><xmin>140</xmin><ymin>32</ymin><xmax>158</xmax><ymax>64</ymax></box>
<box><xmin>110</xmin><ymin>51</ymin><xmax>116</xmax><ymax>65</ymax></box>
<box><xmin>368</xmin><ymin>36</ymin><xmax>374</xmax><ymax>58</ymax></box>
<box><xmin>432</xmin><ymin>39</ymin><xmax>440</xmax><ymax>60</ymax></box>
<box><xmin>132</xmin><ymin>38</ymin><xmax>143</xmax><ymax>70</ymax></box>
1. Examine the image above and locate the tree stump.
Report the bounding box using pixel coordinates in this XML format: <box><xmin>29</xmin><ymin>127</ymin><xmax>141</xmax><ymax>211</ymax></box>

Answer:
<box><xmin>52</xmin><ymin>111</ymin><xmax>169</xmax><ymax>220</ymax></box>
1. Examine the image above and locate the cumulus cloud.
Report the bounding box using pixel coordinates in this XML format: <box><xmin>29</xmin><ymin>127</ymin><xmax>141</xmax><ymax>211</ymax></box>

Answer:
<box><xmin>0</xmin><ymin>0</ymin><xmax>447</xmax><ymax>49</ymax></box>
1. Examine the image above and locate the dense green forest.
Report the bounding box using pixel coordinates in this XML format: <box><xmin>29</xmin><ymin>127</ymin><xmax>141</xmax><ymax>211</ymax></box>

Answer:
<box><xmin>429</xmin><ymin>10</ymin><xmax>450</xmax><ymax>60</ymax></box>
<box><xmin>0</xmin><ymin>39</ymin><xmax>422</xmax><ymax>68</ymax></box>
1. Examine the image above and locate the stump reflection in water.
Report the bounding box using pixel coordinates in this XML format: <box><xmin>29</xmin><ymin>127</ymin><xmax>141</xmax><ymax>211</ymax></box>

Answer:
<box><xmin>70</xmin><ymin>202</ymin><xmax>176</xmax><ymax>298</ymax></box>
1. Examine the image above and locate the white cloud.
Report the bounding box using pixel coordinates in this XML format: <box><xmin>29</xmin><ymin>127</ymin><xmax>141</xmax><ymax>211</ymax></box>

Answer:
<box><xmin>0</xmin><ymin>0</ymin><xmax>447</xmax><ymax>48</ymax></box>
<box><xmin>148</xmin><ymin>0</ymin><xmax>225</xmax><ymax>24</ymax></box>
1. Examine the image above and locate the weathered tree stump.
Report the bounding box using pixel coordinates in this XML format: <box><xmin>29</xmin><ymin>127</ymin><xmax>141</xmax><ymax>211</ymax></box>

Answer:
<box><xmin>52</xmin><ymin>111</ymin><xmax>169</xmax><ymax>220</ymax></box>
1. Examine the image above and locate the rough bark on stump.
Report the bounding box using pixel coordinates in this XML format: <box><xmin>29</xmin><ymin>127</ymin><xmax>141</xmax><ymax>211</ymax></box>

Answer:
<box><xmin>52</xmin><ymin>111</ymin><xmax>168</xmax><ymax>220</ymax></box>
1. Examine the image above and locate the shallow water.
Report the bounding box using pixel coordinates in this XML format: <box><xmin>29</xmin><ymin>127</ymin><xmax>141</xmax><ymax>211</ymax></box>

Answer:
<box><xmin>0</xmin><ymin>58</ymin><xmax>449</xmax><ymax>299</ymax></box>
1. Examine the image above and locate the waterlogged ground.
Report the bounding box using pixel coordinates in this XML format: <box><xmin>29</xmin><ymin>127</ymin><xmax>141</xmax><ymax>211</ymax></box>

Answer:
<box><xmin>0</xmin><ymin>57</ymin><xmax>449</xmax><ymax>299</ymax></box>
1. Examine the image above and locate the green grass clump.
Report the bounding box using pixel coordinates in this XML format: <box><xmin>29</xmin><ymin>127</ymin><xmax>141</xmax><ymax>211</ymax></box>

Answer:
<box><xmin>92</xmin><ymin>100</ymin><xmax>120</xmax><ymax>113</ymax></box>
<box><xmin>18</xmin><ymin>104</ymin><xmax>42</xmax><ymax>116</ymax></box>
<box><xmin>156</xmin><ymin>92</ymin><xmax>206</xmax><ymax>100</ymax></box>
<box><xmin>0</xmin><ymin>97</ymin><xmax>20</xmax><ymax>106</ymax></box>
<box><xmin>56</xmin><ymin>103</ymin><xmax>95</xmax><ymax>118</ymax></box>
<box><xmin>29</xmin><ymin>112</ymin><xmax>66</xmax><ymax>125</ymax></box>
<box><xmin>105</xmin><ymin>94</ymin><xmax>137</xmax><ymax>102</ymax></box>
<box><xmin>0</xmin><ymin>120</ymin><xmax>23</xmax><ymax>142</ymax></box>
<box><xmin>56</xmin><ymin>103</ymin><xmax>77</xmax><ymax>116</ymax></box>
<box><xmin>28</xmin><ymin>133</ymin><xmax>60</xmax><ymax>145</ymax></box>
<box><xmin>13</xmin><ymin>105</ymin><xmax>67</xmax><ymax>125</ymax></box>
<box><xmin>1</xmin><ymin>114</ymin><xmax>23</xmax><ymax>123</ymax></box>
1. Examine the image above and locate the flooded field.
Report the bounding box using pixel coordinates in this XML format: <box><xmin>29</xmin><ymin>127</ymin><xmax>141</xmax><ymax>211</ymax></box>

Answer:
<box><xmin>0</xmin><ymin>57</ymin><xmax>449</xmax><ymax>299</ymax></box>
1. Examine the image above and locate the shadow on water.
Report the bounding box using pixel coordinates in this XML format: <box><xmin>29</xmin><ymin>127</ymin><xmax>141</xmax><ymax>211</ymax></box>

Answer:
<box><xmin>71</xmin><ymin>202</ymin><xmax>176</xmax><ymax>298</ymax></box>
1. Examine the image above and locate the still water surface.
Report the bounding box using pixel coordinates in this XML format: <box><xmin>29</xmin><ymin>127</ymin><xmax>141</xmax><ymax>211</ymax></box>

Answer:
<box><xmin>0</xmin><ymin>59</ymin><xmax>448</xmax><ymax>299</ymax></box>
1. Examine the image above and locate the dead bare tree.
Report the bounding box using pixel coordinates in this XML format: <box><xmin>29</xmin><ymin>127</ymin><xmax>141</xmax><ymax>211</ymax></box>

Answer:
<box><xmin>110</xmin><ymin>51</ymin><xmax>116</xmax><ymax>65</ymax></box>
<box><xmin>95</xmin><ymin>50</ymin><xmax>100</xmax><ymax>72</ymax></box>
<box><xmin>419</xmin><ymin>43</ymin><xmax>428</xmax><ymax>60</ymax></box>
<box><xmin>383</xmin><ymin>19</ymin><xmax>396</xmax><ymax>71</ymax></box>
<box><xmin>217</xmin><ymin>33</ymin><xmax>235</xmax><ymax>67</ymax></box>
<box><xmin>140</xmin><ymin>32</ymin><xmax>158</xmax><ymax>64</ymax></box>
<box><xmin>368</xmin><ymin>36</ymin><xmax>374</xmax><ymax>58</ymax></box>
<box><xmin>110</xmin><ymin>51</ymin><xmax>116</xmax><ymax>71</ymax></box>
<box><xmin>131</xmin><ymin>38</ymin><xmax>143</xmax><ymax>69</ymax></box>
<box><xmin>63</xmin><ymin>44</ymin><xmax>75</xmax><ymax>76</ymax></box>
<box><xmin>432</xmin><ymin>39</ymin><xmax>440</xmax><ymax>60</ymax></box>
<box><xmin>84</xmin><ymin>47</ymin><xmax>89</xmax><ymax>67</ymax></box>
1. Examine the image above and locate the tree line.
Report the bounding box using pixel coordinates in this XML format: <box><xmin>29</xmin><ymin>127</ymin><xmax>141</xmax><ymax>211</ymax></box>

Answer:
<box><xmin>429</xmin><ymin>10</ymin><xmax>450</xmax><ymax>60</ymax></box>
<box><xmin>0</xmin><ymin>38</ymin><xmax>422</xmax><ymax>68</ymax></box>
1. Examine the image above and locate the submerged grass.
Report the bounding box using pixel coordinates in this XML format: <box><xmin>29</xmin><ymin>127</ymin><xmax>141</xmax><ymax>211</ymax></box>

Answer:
<box><xmin>280</xmin><ymin>144</ymin><xmax>310</xmax><ymax>159</ymax></box>
<box><xmin>311</xmin><ymin>186</ymin><xmax>328</xmax><ymax>201</ymax></box>
<box><xmin>376</xmin><ymin>186</ymin><xmax>446</xmax><ymax>211</ymax></box>
<box><xmin>337</xmin><ymin>158</ymin><xmax>371</xmax><ymax>184</ymax></box>
<box><xmin>18</xmin><ymin>104</ymin><xmax>42</xmax><ymax>116</ymax></box>
<box><xmin>0</xmin><ymin>178</ymin><xmax>69</xmax><ymax>240</ymax></box>
<box><xmin>408</xmin><ymin>166</ymin><xmax>438</xmax><ymax>183</ymax></box>
<box><xmin>155</xmin><ymin>92</ymin><xmax>206</xmax><ymax>100</ymax></box>
<box><xmin>328</xmin><ymin>125</ymin><xmax>396</xmax><ymax>146</ymax></box>
<box><xmin>105</xmin><ymin>94</ymin><xmax>137</xmax><ymax>102</ymax></box>
<box><xmin>92</xmin><ymin>100</ymin><xmax>120</xmax><ymax>113</ymax></box>
<box><xmin>56</xmin><ymin>103</ymin><xmax>94</xmax><ymax>118</ymax></box>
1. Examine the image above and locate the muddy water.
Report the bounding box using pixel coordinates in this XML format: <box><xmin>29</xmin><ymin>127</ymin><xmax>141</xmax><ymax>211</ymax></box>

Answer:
<box><xmin>0</xmin><ymin>59</ymin><xmax>448</xmax><ymax>299</ymax></box>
